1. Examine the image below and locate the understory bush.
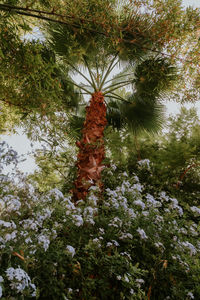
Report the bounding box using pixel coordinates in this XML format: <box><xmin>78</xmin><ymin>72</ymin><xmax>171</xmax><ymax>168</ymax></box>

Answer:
<box><xmin>0</xmin><ymin>158</ymin><xmax>200</xmax><ymax>299</ymax></box>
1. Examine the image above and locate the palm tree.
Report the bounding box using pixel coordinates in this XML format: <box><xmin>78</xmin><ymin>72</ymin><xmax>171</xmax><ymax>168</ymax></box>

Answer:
<box><xmin>45</xmin><ymin>16</ymin><xmax>177</xmax><ymax>201</ymax></box>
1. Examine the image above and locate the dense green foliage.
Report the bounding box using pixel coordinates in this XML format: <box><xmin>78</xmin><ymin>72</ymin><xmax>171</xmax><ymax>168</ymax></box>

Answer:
<box><xmin>0</xmin><ymin>142</ymin><xmax>200</xmax><ymax>299</ymax></box>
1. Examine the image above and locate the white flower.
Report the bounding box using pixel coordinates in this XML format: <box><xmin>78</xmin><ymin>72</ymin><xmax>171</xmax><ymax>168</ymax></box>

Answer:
<box><xmin>49</xmin><ymin>188</ymin><xmax>64</xmax><ymax>200</ymax></box>
<box><xmin>170</xmin><ymin>198</ymin><xmax>178</xmax><ymax>206</ymax></box>
<box><xmin>0</xmin><ymin>276</ymin><xmax>3</xmax><ymax>283</ymax></box>
<box><xmin>0</xmin><ymin>220</ymin><xmax>16</xmax><ymax>228</ymax></box>
<box><xmin>4</xmin><ymin>231</ymin><xmax>17</xmax><ymax>242</ymax></box>
<box><xmin>169</xmin><ymin>198</ymin><xmax>183</xmax><ymax>216</ymax></box>
<box><xmin>159</xmin><ymin>191</ymin><xmax>169</xmax><ymax>202</ymax></box>
<box><xmin>99</xmin><ymin>228</ymin><xmax>105</xmax><ymax>234</ymax></box>
<box><xmin>6</xmin><ymin>267</ymin><xmax>36</xmax><ymax>295</ymax></box>
<box><xmin>155</xmin><ymin>215</ymin><xmax>164</xmax><ymax>223</ymax></box>
<box><xmin>127</xmin><ymin>208</ymin><xmax>137</xmax><ymax>218</ymax></box>
<box><xmin>89</xmin><ymin>185</ymin><xmax>100</xmax><ymax>192</ymax></box>
<box><xmin>66</xmin><ymin>245</ymin><xmax>75</xmax><ymax>257</ymax></box>
<box><xmin>108</xmin><ymin>217</ymin><xmax>122</xmax><ymax>228</ymax></box>
<box><xmin>110</xmin><ymin>198</ymin><xmax>119</xmax><ymax>209</ymax></box>
<box><xmin>0</xmin><ymin>286</ymin><xmax>2</xmax><ymax>298</ymax></box>
<box><xmin>123</xmin><ymin>172</ymin><xmax>128</xmax><ymax>177</ymax></box>
<box><xmin>142</xmin><ymin>211</ymin><xmax>149</xmax><ymax>216</ymax></box>
<box><xmin>36</xmin><ymin>208</ymin><xmax>53</xmax><ymax>225</ymax></box>
<box><xmin>130</xmin><ymin>289</ymin><xmax>135</xmax><ymax>295</ymax></box>
<box><xmin>146</xmin><ymin>194</ymin><xmax>162</xmax><ymax>208</ymax></box>
<box><xmin>92</xmin><ymin>238</ymin><xmax>101</xmax><ymax>248</ymax></box>
<box><xmin>189</xmin><ymin>225</ymin><xmax>198</xmax><ymax>236</ymax></box>
<box><xmin>72</xmin><ymin>215</ymin><xmax>83</xmax><ymax>227</ymax></box>
<box><xmin>22</xmin><ymin>219</ymin><xmax>39</xmax><ymax>231</ymax></box>
<box><xmin>124</xmin><ymin>274</ymin><xmax>129</xmax><ymax>282</ymax></box>
<box><xmin>88</xmin><ymin>194</ymin><xmax>98</xmax><ymax>206</ymax></box>
<box><xmin>137</xmin><ymin>228</ymin><xmax>148</xmax><ymax>240</ymax></box>
<box><xmin>112</xmin><ymin>240</ymin><xmax>119</xmax><ymax>246</ymax></box>
<box><xmin>111</xmin><ymin>164</ymin><xmax>117</xmax><ymax>171</ymax></box>
<box><xmin>3</xmin><ymin>195</ymin><xmax>21</xmax><ymax>212</ymax></box>
<box><xmin>138</xmin><ymin>159</ymin><xmax>150</xmax><ymax>170</ymax></box>
<box><xmin>187</xmin><ymin>292</ymin><xmax>194</xmax><ymax>299</ymax></box>
<box><xmin>132</xmin><ymin>183</ymin><xmax>143</xmax><ymax>192</ymax></box>
<box><xmin>119</xmin><ymin>233</ymin><xmax>133</xmax><ymax>240</ymax></box>
<box><xmin>25</xmin><ymin>237</ymin><xmax>33</xmax><ymax>244</ymax></box>
<box><xmin>134</xmin><ymin>200</ymin><xmax>145</xmax><ymax>210</ymax></box>
<box><xmin>179</xmin><ymin>227</ymin><xmax>187</xmax><ymax>234</ymax></box>
<box><xmin>182</xmin><ymin>241</ymin><xmax>197</xmax><ymax>256</ymax></box>
<box><xmin>190</xmin><ymin>206</ymin><xmax>200</xmax><ymax>215</ymax></box>
<box><xmin>0</xmin><ymin>200</ymin><xmax>5</xmax><ymax>212</ymax></box>
<box><xmin>133</xmin><ymin>175</ymin><xmax>139</xmax><ymax>182</ymax></box>
<box><xmin>155</xmin><ymin>242</ymin><xmax>165</xmax><ymax>250</ymax></box>
<box><xmin>120</xmin><ymin>252</ymin><xmax>131</xmax><ymax>260</ymax></box>
<box><xmin>136</xmin><ymin>278</ymin><xmax>144</xmax><ymax>284</ymax></box>
<box><xmin>117</xmin><ymin>275</ymin><xmax>121</xmax><ymax>280</ymax></box>
<box><xmin>38</xmin><ymin>234</ymin><xmax>50</xmax><ymax>252</ymax></box>
<box><xmin>83</xmin><ymin>207</ymin><xmax>95</xmax><ymax>217</ymax></box>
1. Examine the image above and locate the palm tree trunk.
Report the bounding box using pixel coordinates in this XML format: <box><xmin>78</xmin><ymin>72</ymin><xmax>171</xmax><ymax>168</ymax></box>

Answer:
<box><xmin>73</xmin><ymin>91</ymin><xmax>107</xmax><ymax>202</ymax></box>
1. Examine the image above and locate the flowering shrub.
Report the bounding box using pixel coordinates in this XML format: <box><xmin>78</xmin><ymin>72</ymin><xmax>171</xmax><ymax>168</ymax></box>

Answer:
<box><xmin>0</xmin><ymin>151</ymin><xmax>200</xmax><ymax>299</ymax></box>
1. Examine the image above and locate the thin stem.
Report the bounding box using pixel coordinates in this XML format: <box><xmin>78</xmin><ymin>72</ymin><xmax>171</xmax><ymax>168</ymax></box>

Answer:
<box><xmin>66</xmin><ymin>80</ymin><xmax>92</xmax><ymax>95</ymax></box>
<box><xmin>79</xmin><ymin>84</ymin><xmax>93</xmax><ymax>88</ymax></box>
<box><xmin>0</xmin><ymin>4</ymin><xmax>105</xmax><ymax>36</ymax></box>
<box><xmin>99</xmin><ymin>54</ymin><xmax>119</xmax><ymax>90</ymax></box>
<box><xmin>83</xmin><ymin>57</ymin><xmax>97</xmax><ymax>91</ymax></box>
<box><xmin>100</xmin><ymin>59</ymin><xmax>120</xmax><ymax>89</ymax></box>
<box><xmin>108</xmin><ymin>92</ymin><xmax>131</xmax><ymax>103</ymax></box>
<box><xmin>65</xmin><ymin>60</ymin><xmax>93</xmax><ymax>86</ymax></box>
<box><xmin>176</xmin><ymin>163</ymin><xmax>200</xmax><ymax>189</ymax></box>
<box><xmin>95</xmin><ymin>61</ymin><xmax>100</xmax><ymax>88</ymax></box>
<box><xmin>0</xmin><ymin>7</ymin><xmax>68</xmax><ymax>25</ymax></box>
<box><xmin>134</xmin><ymin>135</ymin><xmax>141</xmax><ymax>161</ymax></box>
<box><xmin>103</xmin><ymin>80</ymin><xmax>132</xmax><ymax>92</ymax></box>
<box><xmin>103</xmin><ymin>82</ymin><xmax>131</xmax><ymax>95</ymax></box>
<box><xmin>106</xmin><ymin>95</ymin><xmax>125</xmax><ymax>103</ymax></box>
<box><xmin>101</xmin><ymin>60</ymin><xmax>106</xmax><ymax>82</ymax></box>
<box><xmin>0</xmin><ymin>3</ymin><xmax>72</xmax><ymax>17</ymax></box>
<box><xmin>104</xmin><ymin>73</ymin><xmax>134</xmax><ymax>85</ymax></box>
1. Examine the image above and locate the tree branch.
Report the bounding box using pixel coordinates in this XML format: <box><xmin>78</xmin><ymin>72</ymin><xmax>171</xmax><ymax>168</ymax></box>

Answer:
<box><xmin>0</xmin><ymin>4</ymin><xmax>106</xmax><ymax>36</ymax></box>
<box><xmin>175</xmin><ymin>163</ymin><xmax>200</xmax><ymax>189</ymax></box>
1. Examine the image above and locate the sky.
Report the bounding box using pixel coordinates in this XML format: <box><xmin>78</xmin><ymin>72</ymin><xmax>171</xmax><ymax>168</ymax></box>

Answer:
<box><xmin>1</xmin><ymin>0</ymin><xmax>200</xmax><ymax>174</ymax></box>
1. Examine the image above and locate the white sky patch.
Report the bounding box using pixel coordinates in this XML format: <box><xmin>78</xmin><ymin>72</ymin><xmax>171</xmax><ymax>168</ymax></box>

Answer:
<box><xmin>1</xmin><ymin>130</ymin><xmax>40</xmax><ymax>174</ymax></box>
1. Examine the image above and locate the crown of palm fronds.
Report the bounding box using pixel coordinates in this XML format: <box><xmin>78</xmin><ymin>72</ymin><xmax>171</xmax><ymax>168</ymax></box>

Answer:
<box><xmin>133</xmin><ymin>57</ymin><xmax>177</xmax><ymax>97</ymax></box>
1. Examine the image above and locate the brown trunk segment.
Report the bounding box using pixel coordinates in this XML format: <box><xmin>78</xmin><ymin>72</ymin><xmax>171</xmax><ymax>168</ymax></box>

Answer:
<box><xmin>73</xmin><ymin>91</ymin><xmax>107</xmax><ymax>202</ymax></box>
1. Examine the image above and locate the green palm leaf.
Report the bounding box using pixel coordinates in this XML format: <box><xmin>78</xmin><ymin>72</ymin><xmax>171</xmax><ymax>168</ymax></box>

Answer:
<box><xmin>107</xmin><ymin>93</ymin><xmax>165</xmax><ymax>134</ymax></box>
<box><xmin>133</xmin><ymin>56</ymin><xmax>177</xmax><ymax>98</ymax></box>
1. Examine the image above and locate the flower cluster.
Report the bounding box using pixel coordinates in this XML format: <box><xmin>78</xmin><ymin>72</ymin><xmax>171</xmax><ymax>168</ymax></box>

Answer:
<box><xmin>0</xmin><ymin>158</ymin><xmax>199</xmax><ymax>299</ymax></box>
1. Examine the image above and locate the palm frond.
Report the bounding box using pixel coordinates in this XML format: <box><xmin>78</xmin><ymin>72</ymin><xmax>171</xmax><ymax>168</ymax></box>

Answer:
<box><xmin>133</xmin><ymin>56</ymin><xmax>178</xmax><ymax>98</ymax></box>
<box><xmin>117</xmin><ymin>12</ymin><xmax>154</xmax><ymax>62</ymax></box>
<box><xmin>106</xmin><ymin>98</ymin><xmax>125</xmax><ymax>130</ymax></box>
<box><xmin>121</xmin><ymin>94</ymin><xmax>166</xmax><ymax>134</ymax></box>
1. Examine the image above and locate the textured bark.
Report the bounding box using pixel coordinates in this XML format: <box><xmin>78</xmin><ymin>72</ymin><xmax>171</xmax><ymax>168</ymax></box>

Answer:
<box><xmin>73</xmin><ymin>91</ymin><xmax>107</xmax><ymax>201</ymax></box>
